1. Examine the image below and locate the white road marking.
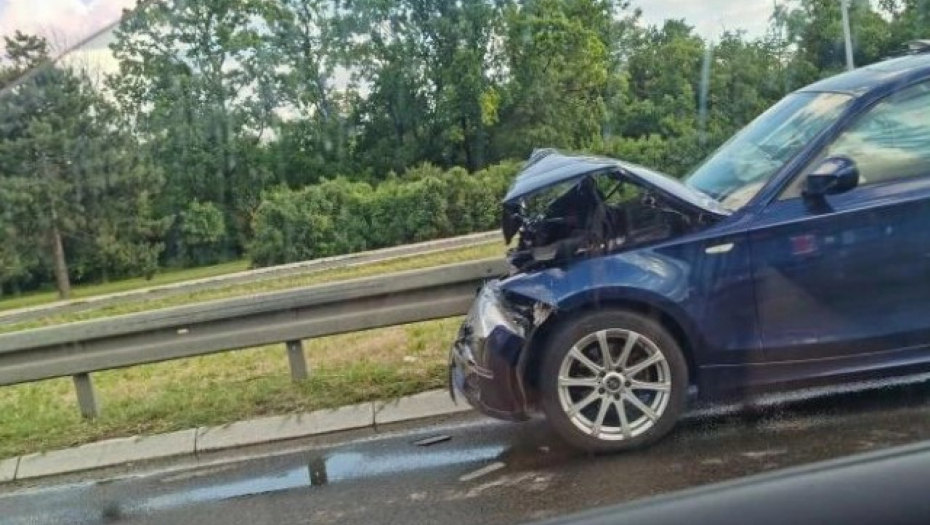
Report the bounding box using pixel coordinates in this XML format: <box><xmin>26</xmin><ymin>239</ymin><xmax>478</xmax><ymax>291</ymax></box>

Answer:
<box><xmin>458</xmin><ymin>461</ymin><xmax>505</xmax><ymax>482</ymax></box>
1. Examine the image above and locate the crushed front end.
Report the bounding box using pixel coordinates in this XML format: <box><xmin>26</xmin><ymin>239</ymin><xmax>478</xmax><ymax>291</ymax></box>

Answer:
<box><xmin>449</xmin><ymin>149</ymin><xmax>727</xmax><ymax>422</ymax></box>
<box><xmin>449</xmin><ymin>281</ymin><xmax>534</xmax><ymax>421</ymax></box>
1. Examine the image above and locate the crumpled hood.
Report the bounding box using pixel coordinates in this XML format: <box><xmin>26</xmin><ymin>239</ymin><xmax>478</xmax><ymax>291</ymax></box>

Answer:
<box><xmin>503</xmin><ymin>150</ymin><xmax>620</xmax><ymax>203</ymax></box>
<box><xmin>502</xmin><ymin>149</ymin><xmax>728</xmax><ymax>242</ymax></box>
<box><xmin>504</xmin><ymin>149</ymin><xmax>727</xmax><ymax>211</ymax></box>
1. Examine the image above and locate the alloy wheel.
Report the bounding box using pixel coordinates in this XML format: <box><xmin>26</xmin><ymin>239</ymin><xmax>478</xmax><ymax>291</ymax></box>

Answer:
<box><xmin>556</xmin><ymin>328</ymin><xmax>672</xmax><ymax>441</ymax></box>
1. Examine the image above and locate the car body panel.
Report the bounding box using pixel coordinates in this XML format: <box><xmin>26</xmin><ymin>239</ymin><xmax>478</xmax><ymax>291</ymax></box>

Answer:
<box><xmin>749</xmin><ymin>177</ymin><xmax>930</xmax><ymax>363</ymax></box>
<box><xmin>699</xmin><ymin>343</ymin><xmax>930</xmax><ymax>398</ymax></box>
<box><xmin>450</xmin><ymin>323</ymin><xmax>529</xmax><ymax>420</ymax></box>
<box><xmin>497</xmin><ymin>237</ymin><xmax>762</xmax><ymax>367</ymax></box>
<box><xmin>797</xmin><ymin>53</ymin><xmax>930</xmax><ymax>95</ymax></box>
<box><xmin>450</xmin><ymin>284</ymin><xmax>532</xmax><ymax>420</ymax></box>
<box><xmin>503</xmin><ymin>149</ymin><xmax>727</xmax><ymax>215</ymax></box>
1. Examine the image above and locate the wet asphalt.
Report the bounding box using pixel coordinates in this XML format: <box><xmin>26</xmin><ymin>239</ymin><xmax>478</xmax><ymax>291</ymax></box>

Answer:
<box><xmin>6</xmin><ymin>377</ymin><xmax>930</xmax><ymax>525</ymax></box>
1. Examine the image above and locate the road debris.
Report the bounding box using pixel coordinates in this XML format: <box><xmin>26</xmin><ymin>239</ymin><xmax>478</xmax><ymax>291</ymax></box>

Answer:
<box><xmin>412</xmin><ymin>435</ymin><xmax>452</xmax><ymax>447</ymax></box>
<box><xmin>459</xmin><ymin>461</ymin><xmax>506</xmax><ymax>482</ymax></box>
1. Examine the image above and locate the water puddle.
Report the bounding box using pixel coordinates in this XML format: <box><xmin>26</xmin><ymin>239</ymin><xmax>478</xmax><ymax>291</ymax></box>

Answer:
<box><xmin>0</xmin><ymin>438</ymin><xmax>510</xmax><ymax>525</ymax></box>
<box><xmin>133</xmin><ymin>444</ymin><xmax>508</xmax><ymax>514</ymax></box>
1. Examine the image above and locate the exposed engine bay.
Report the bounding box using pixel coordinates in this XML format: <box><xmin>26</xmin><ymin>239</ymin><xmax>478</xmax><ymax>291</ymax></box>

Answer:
<box><xmin>503</xmin><ymin>170</ymin><xmax>718</xmax><ymax>274</ymax></box>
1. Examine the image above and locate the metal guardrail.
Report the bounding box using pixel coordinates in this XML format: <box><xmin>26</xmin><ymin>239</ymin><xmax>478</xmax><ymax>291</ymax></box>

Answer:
<box><xmin>0</xmin><ymin>258</ymin><xmax>509</xmax><ymax>418</ymax></box>
<box><xmin>0</xmin><ymin>231</ymin><xmax>501</xmax><ymax>326</ymax></box>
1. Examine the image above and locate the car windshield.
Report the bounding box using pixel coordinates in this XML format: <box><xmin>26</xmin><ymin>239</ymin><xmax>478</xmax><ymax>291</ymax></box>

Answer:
<box><xmin>685</xmin><ymin>92</ymin><xmax>852</xmax><ymax>210</ymax></box>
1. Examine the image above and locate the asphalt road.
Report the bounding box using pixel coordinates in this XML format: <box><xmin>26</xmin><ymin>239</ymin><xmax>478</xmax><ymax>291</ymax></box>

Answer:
<box><xmin>6</xmin><ymin>378</ymin><xmax>930</xmax><ymax>525</ymax></box>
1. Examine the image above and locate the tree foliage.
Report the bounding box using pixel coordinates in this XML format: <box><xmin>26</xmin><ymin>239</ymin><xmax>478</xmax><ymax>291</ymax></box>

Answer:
<box><xmin>0</xmin><ymin>32</ymin><xmax>164</xmax><ymax>296</ymax></box>
<box><xmin>2</xmin><ymin>0</ymin><xmax>927</xmax><ymax>292</ymax></box>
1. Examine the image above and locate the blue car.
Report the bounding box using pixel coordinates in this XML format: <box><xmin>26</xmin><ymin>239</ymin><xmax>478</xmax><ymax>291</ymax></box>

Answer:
<box><xmin>450</xmin><ymin>51</ymin><xmax>930</xmax><ymax>452</ymax></box>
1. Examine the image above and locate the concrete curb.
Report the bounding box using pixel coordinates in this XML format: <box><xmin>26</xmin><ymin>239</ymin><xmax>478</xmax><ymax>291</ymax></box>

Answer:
<box><xmin>195</xmin><ymin>403</ymin><xmax>375</xmax><ymax>453</ymax></box>
<box><xmin>0</xmin><ymin>390</ymin><xmax>472</xmax><ymax>483</ymax></box>
<box><xmin>16</xmin><ymin>430</ymin><xmax>197</xmax><ymax>480</ymax></box>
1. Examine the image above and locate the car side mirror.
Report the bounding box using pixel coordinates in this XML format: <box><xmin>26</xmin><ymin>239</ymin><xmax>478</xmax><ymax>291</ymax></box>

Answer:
<box><xmin>804</xmin><ymin>155</ymin><xmax>859</xmax><ymax>198</ymax></box>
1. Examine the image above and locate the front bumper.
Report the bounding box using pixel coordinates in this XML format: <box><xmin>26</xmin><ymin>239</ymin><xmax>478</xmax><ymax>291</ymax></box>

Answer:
<box><xmin>449</xmin><ymin>282</ymin><xmax>532</xmax><ymax>421</ymax></box>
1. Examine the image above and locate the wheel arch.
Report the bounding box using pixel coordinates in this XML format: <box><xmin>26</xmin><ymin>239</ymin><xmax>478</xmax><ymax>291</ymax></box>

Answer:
<box><xmin>520</xmin><ymin>292</ymin><xmax>701</xmax><ymax>400</ymax></box>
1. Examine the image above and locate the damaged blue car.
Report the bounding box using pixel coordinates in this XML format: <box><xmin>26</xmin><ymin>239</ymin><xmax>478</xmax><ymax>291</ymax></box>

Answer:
<box><xmin>451</xmin><ymin>51</ymin><xmax>930</xmax><ymax>452</ymax></box>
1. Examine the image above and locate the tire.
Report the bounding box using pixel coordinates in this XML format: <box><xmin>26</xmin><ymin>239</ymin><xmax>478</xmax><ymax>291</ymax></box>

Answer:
<box><xmin>539</xmin><ymin>309</ymin><xmax>689</xmax><ymax>453</ymax></box>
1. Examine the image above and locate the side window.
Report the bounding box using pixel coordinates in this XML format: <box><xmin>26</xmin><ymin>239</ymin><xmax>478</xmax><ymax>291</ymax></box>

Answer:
<box><xmin>782</xmin><ymin>82</ymin><xmax>930</xmax><ymax>199</ymax></box>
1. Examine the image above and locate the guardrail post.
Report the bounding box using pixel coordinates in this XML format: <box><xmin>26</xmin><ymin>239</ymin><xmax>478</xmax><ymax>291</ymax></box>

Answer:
<box><xmin>286</xmin><ymin>340</ymin><xmax>309</xmax><ymax>381</ymax></box>
<box><xmin>72</xmin><ymin>373</ymin><xmax>99</xmax><ymax>419</ymax></box>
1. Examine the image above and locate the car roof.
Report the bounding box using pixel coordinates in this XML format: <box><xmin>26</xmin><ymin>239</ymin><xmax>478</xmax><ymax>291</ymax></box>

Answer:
<box><xmin>797</xmin><ymin>53</ymin><xmax>930</xmax><ymax>97</ymax></box>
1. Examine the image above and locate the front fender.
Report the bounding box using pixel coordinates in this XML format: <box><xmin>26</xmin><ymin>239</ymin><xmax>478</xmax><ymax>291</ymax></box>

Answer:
<box><xmin>500</xmin><ymin>248</ymin><xmax>691</xmax><ymax>306</ymax></box>
<box><xmin>499</xmin><ymin>247</ymin><xmax>703</xmax><ymax>354</ymax></box>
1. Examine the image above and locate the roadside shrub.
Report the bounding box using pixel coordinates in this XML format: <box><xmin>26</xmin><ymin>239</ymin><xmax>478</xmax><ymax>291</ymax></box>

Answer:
<box><xmin>400</xmin><ymin>162</ymin><xmax>445</xmax><ymax>182</ymax></box>
<box><xmin>367</xmin><ymin>176</ymin><xmax>452</xmax><ymax>247</ymax></box>
<box><xmin>249</xmin><ymin>185</ymin><xmax>337</xmax><ymax>266</ymax></box>
<box><xmin>179</xmin><ymin>200</ymin><xmax>227</xmax><ymax>266</ymax></box>
<box><xmin>248</xmin><ymin>161</ymin><xmax>521</xmax><ymax>266</ymax></box>
<box><xmin>316</xmin><ymin>178</ymin><xmax>375</xmax><ymax>254</ymax></box>
<box><xmin>474</xmin><ymin>160</ymin><xmax>521</xmax><ymax>227</ymax></box>
<box><xmin>442</xmin><ymin>166</ymin><xmax>502</xmax><ymax>235</ymax></box>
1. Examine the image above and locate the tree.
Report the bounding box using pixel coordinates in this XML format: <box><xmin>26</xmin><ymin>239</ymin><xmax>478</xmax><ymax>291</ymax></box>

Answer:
<box><xmin>341</xmin><ymin>0</ymin><xmax>505</xmax><ymax>173</ymax></box>
<box><xmin>0</xmin><ymin>179</ymin><xmax>42</xmax><ymax>294</ymax></box>
<box><xmin>256</xmin><ymin>0</ymin><xmax>358</xmax><ymax>187</ymax></box>
<box><xmin>179</xmin><ymin>200</ymin><xmax>226</xmax><ymax>266</ymax></box>
<box><xmin>0</xmin><ymin>32</ymin><xmax>165</xmax><ymax>297</ymax></box>
<box><xmin>67</xmin><ymin>103</ymin><xmax>168</xmax><ymax>284</ymax></box>
<box><xmin>4</xmin><ymin>0</ymin><xmax>916</xmax><ymax>294</ymax></box>
<box><xmin>773</xmin><ymin>0</ymin><xmax>895</xmax><ymax>77</ymax></box>
<box><xmin>490</xmin><ymin>0</ymin><xmax>614</xmax><ymax>159</ymax></box>
<box><xmin>0</xmin><ymin>33</ymin><xmax>87</xmax><ymax>298</ymax></box>
<box><xmin>705</xmin><ymin>32</ymin><xmax>791</xmax><ymax>134</ymax></box>
<box><xmin>616</xmin><ymin>19</ymin><xmax>704</xmax><ymax>139</ymax></box>
<box><xmin>881</xmin><ymin>0</ymin><xmax>930</xmax><ymax>49</ymax></box>
<box><xmin>108</xmin><ymin>0</ymin><xmax>281</xmax><ymax>260</ymax></box>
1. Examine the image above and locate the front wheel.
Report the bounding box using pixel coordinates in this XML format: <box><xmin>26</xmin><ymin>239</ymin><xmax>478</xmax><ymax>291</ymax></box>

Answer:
<box><xmin>539</xmin><ymin>310</ymin><xmax>689</xmax><ymax>453</ymax></box>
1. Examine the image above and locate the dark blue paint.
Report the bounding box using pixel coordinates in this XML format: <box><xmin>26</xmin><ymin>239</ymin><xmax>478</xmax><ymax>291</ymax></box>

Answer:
<box><xmin>451</xmin><ymin>324</ymin><xmax>530</xmax><ymax>421</ymax></box>
<box><xmin>798</xmin><ymin>53</ymin><xmax>930</xmax><ymax>95</ymax></box>
<box><xmin>502</xmin><ymin>150</ymin><xmax>618</xmax><ymax>203</ymax></box>
<box><xmin>503</xmin><ymin>149</ymin><xmax>727</xmax><ymax>215</ymax></box>
<box><xmin>489</xmin><ymin>327</ymin><xmax>523</xmax><ymax>367</ymax></box>
<box><xmin>750</xmin><ymin>176</ymin><xmax>930</xmax><ymax>364</ymax></box>
<box><xmin>499</xmin><ymin>239</ymin><xmax>762</xmax><ymax>367</ymax></box>
<box><xmin>454</xmin><ymin>53</ymin><xmax>930</xmax><ymax>419</ymax></box>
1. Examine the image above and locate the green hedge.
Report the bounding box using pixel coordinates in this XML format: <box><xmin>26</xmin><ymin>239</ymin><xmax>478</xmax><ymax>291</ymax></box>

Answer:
<box><xmin>248</xmin><ymin>161</ymin><xmax>519</xmax><ymax>266</ymax></box>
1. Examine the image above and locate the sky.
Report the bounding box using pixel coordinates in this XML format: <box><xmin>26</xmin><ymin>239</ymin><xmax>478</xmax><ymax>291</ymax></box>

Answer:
<box><xmin>637</xmin><ymin>0</ymin><xmax>775</xmax><ymax>40</ymax></box>
<box><xmin>0</xmin><ymin>0</ymin><xmax>776</xmax><ymax>73</ymax></box>
<box><xmin>0</xmin><ymin>0</ymin><xmax>133</xmax><ymax>48</ymax></box>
